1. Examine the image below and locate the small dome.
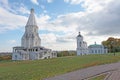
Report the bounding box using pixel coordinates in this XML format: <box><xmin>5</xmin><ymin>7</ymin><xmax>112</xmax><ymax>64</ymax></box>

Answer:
<box><xmin>31</xmin><ymin>8</ymin><xmax>34</xmax><ymax>13</ymax></box>
<box><xmin>77</xmin><ymin>32</ymin><xmax>82</xmax><ymax>37</ymax></box>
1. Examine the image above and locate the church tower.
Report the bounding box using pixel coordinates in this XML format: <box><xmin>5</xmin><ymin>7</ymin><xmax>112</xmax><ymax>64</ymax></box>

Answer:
<box><xmin>77</xmin><ymin>32</ymin><xmax>83</xmax><ymax>55</ymax></box>
<box><xmin>76</xmin><ymin>32</ymin><xmax>88</xmax><ymax>55</ymax></box>
<box><xmin>21</xmin><ymin>8</ymin><xmax>41</xmax><ymax>48</ymax></box>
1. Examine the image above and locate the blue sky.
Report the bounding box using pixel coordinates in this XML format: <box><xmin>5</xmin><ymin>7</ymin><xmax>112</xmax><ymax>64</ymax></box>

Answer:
<box><xmin>0</xmin><ymin>0</ymin><xmax>120</xmax><ymax>52</ymax></box>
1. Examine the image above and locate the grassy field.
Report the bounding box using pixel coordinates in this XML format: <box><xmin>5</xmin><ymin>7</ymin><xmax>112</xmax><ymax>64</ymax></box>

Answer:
<box><xmin>0</xmin><ymin>53</ymin><xmax>120</xmax><ymax>80</ymax></box>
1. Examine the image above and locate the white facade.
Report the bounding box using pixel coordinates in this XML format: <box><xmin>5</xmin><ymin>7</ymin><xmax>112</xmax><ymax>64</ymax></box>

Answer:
<box><xmin>88</xmin><ymin>42</ymin><xmax>108</xmax><ymax>54</ymax></box>
<box><xmin>76</xmin><ymin>32</ymin><xmax>88</xmax><ymax>55</ymax></box>
<box><xmin>12</xmin><ymin>9</ymin><xmax>57</xmax><ymax>60</ymax></box>
<box><xmin>76</xmin><ymin>32</ymin><xmax>108</xmax><ymax>55</ymax></box>
<box><xmin>12</xmin><ymin>47</ymin><xmax>57</xmax><ymax>60</ymax></box>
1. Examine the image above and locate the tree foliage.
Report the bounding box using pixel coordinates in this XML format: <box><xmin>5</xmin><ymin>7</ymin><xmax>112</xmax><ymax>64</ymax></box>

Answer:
<box><xmin>102</xmin><ymin>37</ymin><xmax>120</xmax><ymax>53</ymax></box>
<box><xmin>57</xmin><ymin>51</ymin><xmax>76</xmax><ymax>57</ymax></box>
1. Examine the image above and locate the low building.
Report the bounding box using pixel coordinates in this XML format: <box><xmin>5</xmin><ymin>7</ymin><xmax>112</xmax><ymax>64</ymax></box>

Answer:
<box><xmin>88</xmin><ymin>42</ymin><xmax>108</xmax><ymax>54</ymax></box>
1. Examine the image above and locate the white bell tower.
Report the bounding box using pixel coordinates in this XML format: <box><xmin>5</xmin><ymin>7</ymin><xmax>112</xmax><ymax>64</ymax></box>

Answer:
<box><xmin>77</xmin><ymin>32</ymin><xmax>84</xmax><ymax>55</ymax></box>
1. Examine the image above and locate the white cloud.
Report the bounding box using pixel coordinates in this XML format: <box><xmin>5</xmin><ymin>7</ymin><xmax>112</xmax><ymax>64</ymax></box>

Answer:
<box><xmin>7</xmin><ymin>40</ymin><xmax>17</xmax><ymax>44</ymax></box>
<box><xmin>47</xmin><ymin>0</ymin><xmax>53</xmax><ymax>3</ymax></box>
<box><xmin>31</xmin><ymin>0</ymin><xmax>39</xmax><ymax>5</ymax></box>
<box><xmin>17</xmin><ymin>4</ymin><xmax>29</xmax><ymax>14</ymax></box>
<box><xmin>64</xmin><ymin>0</ymin><xmax>112</xmax><ymax>12</ymax></box>
<box><xmin>19</xmin><ymin>7</ymin><xmax>29</xmax><ymax>14</ymax></box>
<box><xmin>40</xmin><ymin>5</ymin><xmax>45</xmax><ymax>10</ymax></box>
<box><xmin>82</xmin><ymin>0</ymin><xmax>112</xmax><ymax>12</ymax></box>
<box><xmin>40</xmin><ymin>33</ymin><xmax>76</xmax><ymax>50</ymax></box>
<box><xmin>0</xmin><ymin>0</ymin><xmax>9</xmax><ymax>8</ymax></box>
<box><xmin>64</xmin><ymin>0</ymin><xmax>83</xmax><ymax>4</ymax></box>
<box><xmin>0</xmin><ymin>7</ymin><xmax>27</xmax><ymax>32</ymax></box>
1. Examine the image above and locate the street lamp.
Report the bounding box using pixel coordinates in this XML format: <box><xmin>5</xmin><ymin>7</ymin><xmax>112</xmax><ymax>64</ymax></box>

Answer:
<box><xmin>111</xmin><ymin>41</ymin><xmax>115</xmax><ymax>56</ymax></box>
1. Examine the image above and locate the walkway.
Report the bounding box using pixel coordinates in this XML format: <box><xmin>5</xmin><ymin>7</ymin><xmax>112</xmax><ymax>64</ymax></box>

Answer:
<box><xmin>44</xmin><ymin>62</ymin><xmax>120</xmax><ymax>80</ymax></box>
<box><xmin>105</xmin><ymin>69</ymin><xmax>120</xmax><ymax>80</ymax></box>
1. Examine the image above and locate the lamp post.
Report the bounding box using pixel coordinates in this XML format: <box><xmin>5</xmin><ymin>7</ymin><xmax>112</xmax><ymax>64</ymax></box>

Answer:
<box><xmin>111</xmin><ymin>41</ymin><xmax>115</xmax><ymax>56</ymax></box>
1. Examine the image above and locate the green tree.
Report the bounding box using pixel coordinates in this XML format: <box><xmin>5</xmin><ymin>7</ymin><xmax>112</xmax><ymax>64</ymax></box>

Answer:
<box><xmin>102</xmin><ymin>37</ymin><xmax>120</xmax><ymax>53</ymax></box>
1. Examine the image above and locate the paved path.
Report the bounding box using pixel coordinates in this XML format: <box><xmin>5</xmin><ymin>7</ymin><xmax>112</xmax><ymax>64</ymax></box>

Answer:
<box><xmin>44</xmin><ymin>62</ymin><xmax>120</xmax><ymax>80</ymax></box>
<box><xmin>105</xmin><ymin>69</ymin><xmax>120</xmax><ymax>80</ymax></box>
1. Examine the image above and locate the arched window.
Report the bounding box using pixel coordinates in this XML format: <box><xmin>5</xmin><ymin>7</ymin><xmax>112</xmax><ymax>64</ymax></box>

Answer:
<box><xmin>95</xmin><ymin>50</ymin><xmax>97</xmax><ymax>53</ymax></box>
<box><xmin>15</xmin><ymin>55</ymin><xmax>17</xmax><ymax>60</ymax></box>
<box><xmin>92</xmin><ymin>50</ymin><xmax>94</xmax><ymax>53</ymax></box>
<box><xmin>79</xmin><ymin>42</ymin><xmax>81</xmax><ymax>47</ymax></box>
<box><xmin>98</xmin><ymin>50</ymin><xmax>101</xmax><ymax>53</ymax></box>
<box><xmin>36</xmin><ymin>49</ymin><xmax>38</xmax><ymax>51</ymax></box>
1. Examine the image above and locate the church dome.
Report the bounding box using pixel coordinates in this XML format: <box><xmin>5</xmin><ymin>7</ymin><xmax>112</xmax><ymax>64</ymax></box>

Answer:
<box><xmin>77</xmin><ymin>32</ymin><xmax>82</xmax><ymax>37</ymax></box>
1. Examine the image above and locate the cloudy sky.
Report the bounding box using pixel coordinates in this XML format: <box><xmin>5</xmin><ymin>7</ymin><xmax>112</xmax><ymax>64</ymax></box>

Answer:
<box><xmin>0</xmin><ymin>0</ymin><xmax>120</xmax><ymax>52</ymax></box>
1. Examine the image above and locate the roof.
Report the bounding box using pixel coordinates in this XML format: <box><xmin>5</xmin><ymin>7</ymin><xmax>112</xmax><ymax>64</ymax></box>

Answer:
<box><xmin>89</xmin><ymin>42</ymin><xmax>104</xmax><ymax>47</ymax></box>
<box><xmin>88</xmin><ymin>44</ymin><xmax>104</xmax><ymax>48</ymax></box>
<box><xmin>26</xmin><ymin>8</ymin><xmax>37</xmax><ymax>26</ymax></box>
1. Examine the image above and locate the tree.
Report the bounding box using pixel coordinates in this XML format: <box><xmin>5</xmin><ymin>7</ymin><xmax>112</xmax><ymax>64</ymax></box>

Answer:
<box><xmin>102</xmin><ymin>37</ymin><xmax>120</xmax><ymax>53</ymax></box>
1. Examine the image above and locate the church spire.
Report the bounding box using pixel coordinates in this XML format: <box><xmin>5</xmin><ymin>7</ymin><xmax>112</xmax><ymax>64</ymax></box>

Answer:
<box><xmin>22</xmin><ymin>8</ymin><xmax>41</xmax><ymax>48</ymax></box>
<box><xmin>26</xmin><ymin>8</ymin><xmax>37</xmax><ymax>26</ymax></box>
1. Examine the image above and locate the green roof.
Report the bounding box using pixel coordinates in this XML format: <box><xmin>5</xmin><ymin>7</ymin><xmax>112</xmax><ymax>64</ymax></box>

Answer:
<box><xmin>89</xmin><ymin>44</ymin><xmax>103</xmax><ymax>47</ymax></box>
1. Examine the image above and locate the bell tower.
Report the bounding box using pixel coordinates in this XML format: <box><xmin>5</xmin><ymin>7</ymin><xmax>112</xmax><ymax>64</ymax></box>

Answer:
<box><xmin>76</xmin><ymin>32</ymin><xmax>84</xmax><ymax>55</ymax></box>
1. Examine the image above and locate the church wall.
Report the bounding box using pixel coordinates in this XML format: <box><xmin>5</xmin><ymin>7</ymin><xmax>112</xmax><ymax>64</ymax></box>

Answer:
<box><xmin>88</xmin><ymin>47</ymin><xmax>107</xmax><ymax>54</ymax></box>
<box><xmin>12</xmin><ymin>52</ymin><xmax>23</xmax><ymax>60</ymax></box>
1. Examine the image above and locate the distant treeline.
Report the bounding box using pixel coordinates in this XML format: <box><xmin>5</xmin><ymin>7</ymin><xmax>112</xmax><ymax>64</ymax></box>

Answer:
<box><xmin>102</xmin><ymin>37</ymin><xmax>120</xmax><ymax>53</ymax></box>
<box><xmin>0</xmin><ymin>52</ymin><xmax>12</xmax><ymax>61</ymax></box>
<box><xmin>0</xmin><ymin>55</ymin><xmax>12</xmax><ymax>61</ymax></box>
<box><xmin>57</xmin><ymin>51</ymin><xmax>76</xmax><ymax>57</ymax></box>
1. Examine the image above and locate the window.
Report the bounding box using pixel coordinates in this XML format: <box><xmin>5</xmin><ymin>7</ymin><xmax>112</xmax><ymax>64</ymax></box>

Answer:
<box><xmin>95</xmin><ymin>50</ymin><xmax>97</xmax><ymax>53</ymax></box>
<box><xmin>48</xmin><ymin>56</ymin><xmax>50</xmax><ymax>59</ymax></box>
<box><xmin>36</xmin><ymin>49</ymin><xmax>38</xmax><ymax>51</ymax></box>
<box><xmin>98</xmin><ymin>50</ymin><xmax>100</xmax><ymax>53</ymax></box>
<box><xmin>15</xmin><ymin>55</ymin><xmax>17</xmax><ymax>60</ymax></box>
<box><xmin>79</xmin><ymin>42</ymin><xmax>81</xmax><ymax>47</ymax></box>
<box><xmin>92</xmin><ymin>50</ymin><xmax>94</xmax><ymax>53</ymax></box>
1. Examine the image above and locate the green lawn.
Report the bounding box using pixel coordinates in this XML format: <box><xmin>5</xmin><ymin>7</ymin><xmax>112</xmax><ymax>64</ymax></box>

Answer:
<box><xmin>0</xmin><ymin>53</ymin><xmax>120</xmax><ymax>80</ymax></box>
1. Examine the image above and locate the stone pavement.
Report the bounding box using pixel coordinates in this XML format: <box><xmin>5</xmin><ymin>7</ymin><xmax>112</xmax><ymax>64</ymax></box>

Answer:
<box><xmin>44</xmin><ymin>62</ymin><xmax>120</xmax><ymax>80</ymax></box>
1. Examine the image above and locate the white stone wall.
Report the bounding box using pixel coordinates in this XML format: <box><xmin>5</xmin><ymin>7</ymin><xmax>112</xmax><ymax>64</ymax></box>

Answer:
<box><xmin>12</xmin><ymin>47</ymin><xmax>57</xmax><ymax>60</ymax></box>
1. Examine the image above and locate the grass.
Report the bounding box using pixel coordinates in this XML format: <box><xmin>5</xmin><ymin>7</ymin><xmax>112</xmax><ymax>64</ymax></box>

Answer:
<box><xmin>0</xmin><ymin>53</ymin><xmax>120</xmax><ymax>80</ymax></box>
<box><xmin>89</xmin><ymin>74</ymin><xmax>107</xmax><ymax>80</ymax></box>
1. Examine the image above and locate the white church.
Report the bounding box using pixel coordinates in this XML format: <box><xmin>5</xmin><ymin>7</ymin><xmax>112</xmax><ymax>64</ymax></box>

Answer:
<box><xmin>76</xmin><ymin>32</ymin><xmax>108</xmax><ymax>55</ymax></box>
<box><xmin>12</xmin><ymin>9</ymin><xmax>57</xmax><ymax>60</ymax></box>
